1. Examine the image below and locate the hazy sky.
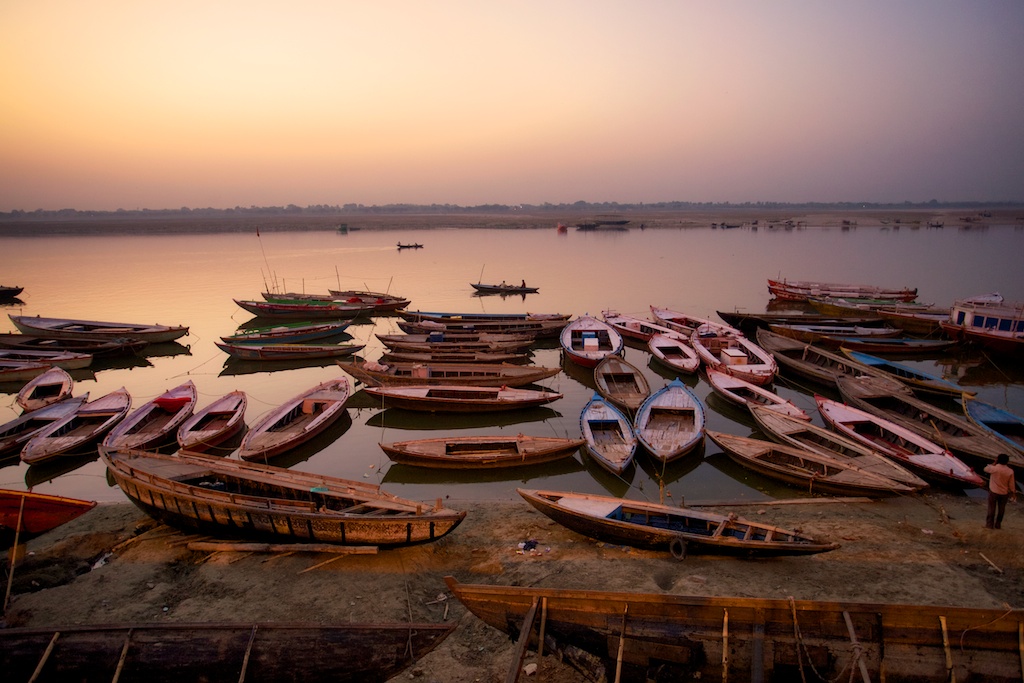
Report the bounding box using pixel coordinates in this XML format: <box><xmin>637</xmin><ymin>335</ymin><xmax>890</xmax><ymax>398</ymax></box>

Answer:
<box><xmin>2</xmin><ymin>1</ymin><xmax>1023</xmax><ymax>211</ymax></box>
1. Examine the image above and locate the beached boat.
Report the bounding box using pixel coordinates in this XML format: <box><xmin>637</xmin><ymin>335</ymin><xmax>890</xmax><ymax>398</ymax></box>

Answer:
<box><xmin>962</xmin><ymin>397</ymin><xmax>1024</xmax><ymax>456</ymax></box>
<box><xmin>767</xmin><ymin>278</ymin><xmax>918</xmax><ymax>302</ymax></box>
<box><xmin>221</xmin><ymin>320</ymin><xmax>351</xmax><ymax>344</ymax></box>
<box><xmin>9</xmin><ymin>314</ymin><xmax>188</xmax><ymax>343</ymax></box>
<box><xmin>560</xmin><ymin>315</ymin><xmax>624</xmax><ymax>368</ymax></box>
<box><xmin>0</xmin><ymin>621</ymin><xmax>454</xmax><ymax>683</ymax></box>
<box><xmin>754</xmin><ymin>328</ymin><xmax>871</xmax><ymax>386</ymax></box>
<box><xmin>594</xmin><ymin>355</ymin><xmax>650</xmax><ymax>412</ymax></box>
<box><xmin>234</xmin><ymin>298</ymin><xmax>370</xmax><ymax>319</ymax></box>
<box><xmin>707</xmin><ymin>430</ymin><xmax>915</xmax><ymax>496</ymax></box>
<box><xmin>337</xmin><ymin>360</ymin><xmax>560</xmax><ymax>387</ymax></box>
<box><xmin>0</xmin><ymin>359</ymin><xmax>50</xmax><ymax>384</ymax></box>
<box><xmin>815</xmin><ymin>395</ymin><xmax>986</xmax><ymax>489</ymax></box>
<box><xmin>632</xmin><ymin>378</ymin><xmax>704</xmax><ymax>463</ymax></box>
<box><xmin>690</xmin><ymin>325</ymin><xmax>777</xmax><ymax>386</ymax></box>
<box><xmin>177</xmin><ymin>390</ymin><xmax>248</xmax><ymax>454</ymax></box>
<box><xmin>646</xmin><ymin>332</ymin><xmax>700</xmax><ymax>374</ymax></box>
<box><xmin>3</xmin><ymin>397</ymin><xmax>91</xmax><ymax>461</ymax></box>
<box><xmin>216</xmin><ymin>341</ymin><xmax>365</xmax><ymax>361</ymax></box>
<box><xmin>238</xmin><ymin>379</ymin><xmax>350</xmax><ymax>462</ymax></box>
<box><xmin>380</xmin><ymin>349</ymin><xmax>528</xmax><ymax>364</ymax></box>
<box><xmin>379</xmin><ymin>435</ymin><xmax>584</xmax><ymax>468</ymax></box>
<box><xmin>0</xmin><ymin>333</ymin><xmax>148</xmax><ymax>356</ymax></box>
<box><xmin>101</xmin><ymin>447</ymin><xmax>466</xmax><ymax>546</ymax></box>
<box><xmin>749</xmin><ymin>405</ymin><xmax>928</xmax><ymax>490</ymax></box>
<box><xmin>940</xmin><ymin>294</ymin><xmax>1024</xmax><ymax>357</ymax></box>
<box><xmin>0</xmin><ymin>348</ymin><xmax>93</xmax><ymax>370</ymax></box>
<box><xmin>445</xmin><ymin>577</ymin><xmax>1024</xmax><ymax>683</ymax></box>
<box><xmin>21</xmin><ymin>388</ymin><xmax>132</xmax><ymax>464</ymax></box>
<box><xmin>600</xmin><ymin>310</ymin><xmax>677</xmax><ymax>342</ymax></box>
<box><xmin>363</xmin><ymin>384</ymin><xmax>562</xmax><ymax>412</ymax></box>
<box><xmin>649</xmin><ymin>306</ymin><xmax>740</xmax><ymax>337</ymax></box>
<box><xmin>580</xmin><ymin>393</ymin><xmax>637</xmax><ymax>475</ymax></box>
<box><xmin>841</xmin><ymin>349</ymin><xmax>971</xmax><ymax>396</ymax></box>
<box><xmin>102</xmin><ymin>381</ymin><xmax>197</xmax><ymax>451</ymax></box>
<box><xmin>376</xmin><ymin>332</ymin><xmax>534</xmax><ymax>352</ymax></box>
<box><xmin>1</xmin><ymin>488</ymin><xmax>96</xmax><ymax>549</ymax></box>
<box><xmin>470</xmin><ymin>282</ymin><xmax>539</xmax><ymax>294</ymax></box>
<box><xmin>705</xmin><ymin>367</ymin><xmax>810</xmax><ymax>420</ymax></box>
<box><xmin>16</xmin><ymin>366</ymin><xmax>74</xmax><ymax>412</ymax></box>
<box><xmin>517</xmin><ymin>489</ymin><xmax>837</xmax><ymax>558</ymax></box>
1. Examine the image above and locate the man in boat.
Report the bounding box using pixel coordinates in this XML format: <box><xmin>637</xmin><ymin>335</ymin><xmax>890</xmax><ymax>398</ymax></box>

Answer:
<box><xmin>983</xmin><ymin>454</ymin><xmax>1016</xmax><ymax>530</ymax></box>
<box><xmin>520</xmin><ymin>279</ymin><xmax>526</xmax><ymax>289</ymax></box>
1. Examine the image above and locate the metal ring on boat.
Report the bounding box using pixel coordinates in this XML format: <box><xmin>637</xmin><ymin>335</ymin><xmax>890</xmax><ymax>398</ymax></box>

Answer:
<box><xmin>669</xmin><ymin>537</ymin><xmax>688</xmax><ymax>561</ymax></box>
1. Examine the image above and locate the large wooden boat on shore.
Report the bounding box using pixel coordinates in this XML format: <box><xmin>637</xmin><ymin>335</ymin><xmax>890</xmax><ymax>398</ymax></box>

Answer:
<box><xmin>1</xmin><ymin>488</ymin><xmax>96</xmax><ymax>549</ymax></box>
<box><xmin>9</xmin><ymin>314</ymin><xmax>188</xmax><ymax>343</ymax></box>
<box><xmin>445</xmin><ymin>577</ymin><xmax>1024</xmax><ymax>683</ymax></box>
<box><xmin>379</xmin><ymin>435</ymin><xmax>584</xmax><ymax>468</ymax></box>
<box><xmin>337</xmin><ymin>360</ymin><xmax>560</xmax><ymax>387</ymax></box>
<box><xmin>101</xmin><ymin>447</ymin><xmax>466</xmax><ymax>546</ymax></box>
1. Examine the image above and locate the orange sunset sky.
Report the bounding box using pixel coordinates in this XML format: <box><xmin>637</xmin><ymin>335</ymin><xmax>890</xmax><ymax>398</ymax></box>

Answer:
<box><xmin>2</xmin><ymin>1</ymin><xmax>1023</xmax><ymax>212</ymax></box>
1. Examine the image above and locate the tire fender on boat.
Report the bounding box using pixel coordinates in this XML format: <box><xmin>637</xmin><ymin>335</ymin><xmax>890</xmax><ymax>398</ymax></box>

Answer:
<box><xmin>670</xmin><ymin>537</ymin><xmax>688</xmax><ymax>561</ymax></box>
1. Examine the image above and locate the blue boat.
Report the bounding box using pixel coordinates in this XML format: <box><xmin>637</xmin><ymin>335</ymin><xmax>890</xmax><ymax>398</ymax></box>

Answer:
<box><xmin>580</xmin><ymin>393</ymin><xmax>637</xmax><ymax>475</ymax></box>
<box><xmin>962</xmin><ymin>397</ymin><xmax>1024</xmax><ymax>457</ymax></box>
<box><xmin>842</xmin><ymin>349</ymin><xmax>971</xmax><ymax>397</ymax></box>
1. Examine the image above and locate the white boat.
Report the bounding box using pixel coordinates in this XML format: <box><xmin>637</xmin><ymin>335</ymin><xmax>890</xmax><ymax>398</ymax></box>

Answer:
<box><xmin>9</xmin><ymin>314</ymin><xmax>188</xmax><ymax>343</ymax></box>
<box><xmin>559</xmin><ymin>315</ymin><xmax>624</xmax><ymax>368</ymax></box>
<box><xmin>690</xmin><ymin>325</ymin><xmax>777</xmax><ymax>386</ymax></box>
<box><xmin>16</xmin><ymin>367</ymin><xmax>74</xmax><ymax>413</ymax></box>
<box><xmin>705</xmin><ymin>367</ymin><xmax>809</xmax><ymax>420</ymax></box>
<box><xmin>580</xmin><ymin>393</ymin><xmax>637</xmax><ymax>474</ymax></box>
<box><xmin>647</xmin><ymin>332</ymin><xmax>700</xmax><ymax>375</ymax></box>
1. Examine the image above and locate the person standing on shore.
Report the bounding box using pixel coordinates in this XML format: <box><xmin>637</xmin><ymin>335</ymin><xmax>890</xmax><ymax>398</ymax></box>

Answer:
<box><xmin>984</xmin><ymin>454</ymin><xmax>1016</xmax><ymax>529</ymax></box>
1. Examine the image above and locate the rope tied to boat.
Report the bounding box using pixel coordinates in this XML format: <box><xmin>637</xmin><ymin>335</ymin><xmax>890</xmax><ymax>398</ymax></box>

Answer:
<box><xmin>787</xmin><ymin>596</ymin><xmax>865</xmax><ymax>683</ymax></box>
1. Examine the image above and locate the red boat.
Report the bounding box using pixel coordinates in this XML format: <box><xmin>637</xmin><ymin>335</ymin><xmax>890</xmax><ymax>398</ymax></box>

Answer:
<box><xmin>1</xmin><ymin>489</ymin><xmax>96</xmax><ymax>549</ymax></box>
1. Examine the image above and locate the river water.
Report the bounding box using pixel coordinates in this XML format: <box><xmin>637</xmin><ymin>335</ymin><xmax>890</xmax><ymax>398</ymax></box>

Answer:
<box><xmin>2</xmin><ymin>221</ymin><xmax>1022</xmax><ymax>508</ymax></box>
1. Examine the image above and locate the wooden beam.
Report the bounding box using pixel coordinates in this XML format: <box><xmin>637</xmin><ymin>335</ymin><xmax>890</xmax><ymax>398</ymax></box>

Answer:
<box><xmin>505</xmin><ymin>596</ymin><xmax>540</xmax><ymax>683</ymax></box>
<box><xmin>614</xmin><ymin>604</ymin><xmax>629</xmax><ymax>683</ymax></box>
<box><xmin>842</xmin><ymin>611</ymin><xmax>871</xmax><ymax>683</ymax></box>
<box><xmin>721</xmin><ymin>608</ymin><xmax>729</xmax><ymax>683</ymax></box>
<box><xmin>940</xmin><ymin>615</ymin><xmax>955</xmax><ymax>683</ymax></box>
<box><xmin>111</xmin><ymin>628</ymin><xmax>133</xmax><ymax>683</ymax></box>
<box><xmin>238</xmin><ymin>625</ymin><xmax>258</xmax><ymax>683</ymax></box>
<box><xmin>28</xmin><ymin>631</ymin><xmax>60</xmax><ymax>683</ymax></box>
<box><xmin>187</xmin><ymin>541</ymin><xmax>377</xmax><ymax>555</ymax></box>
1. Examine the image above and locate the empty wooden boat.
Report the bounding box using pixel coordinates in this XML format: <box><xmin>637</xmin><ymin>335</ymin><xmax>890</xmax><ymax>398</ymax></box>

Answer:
<box><xmin>826</xmin><ymin>336</ymin><xmax>958</xmax><ymax>354</ymax></box>
<box><xmin>446</xmin><ymin>577</ymin><xmax>1024</xmax><ymax>683</ymax></box>
<box><xmin>9</xmin><ymin>314</ymin><xmax>188</xmax><ymax>343</ymax></box>
<box><xmin>594</xmin><ymin>355</ymin><xmax>650</xmax><ymax>412</ymax></box>
<box><xmin>397</xmin><ymin>318</ymin><xmax>567</xmax><ymax>339</ymax></box>
<box><xmin>380</xmin><ymin>349</ymin><xmax>528</xmax><ymax>364</ymax></box>
<box><xmin>1</xmin><ymin>621</ymin><xmax>454</xmax><ymax>683</ymax></box>
<box><xmin>398</xmin><ymin>310</ymin><xmax>570</xmax><ymax>323</ymax></box>
<box><xmin>767</xmin><ymin>278</ymin><xmax>918</xmax><ymax>302</ymax></box>
<box><xmin>690</xmin><ymin>325</ymin><xmax>777</xmax><ymax>386</ymax></box>
<box><xmin>560</xmin><ymin>315</ymin><xmax>624</xmax><ymax>368</ymax></box>
<box><xmin>0</xmin><ymin>359</ymin><xmax>50</xmax><ymax>383</ymax></box>
<box><xmin>16</xmin><ymin>366</ymin><xmax>74</xmax><ymax>412</ymax></box>
<box><xmin>220</xmin><ymin>320</ymin><xmax>351</xmax><ymax>344</ymax></box>
<box><xmin>962</xmin><ymin>397</ymin><xmax>1024</xmax><ymax>456</ymax></box>
<box><xmin>21</xmin><ymin>388</ymin><xmax>132</xmax><ymax>465</ymax></box>
<box><xmin>0</xmin><ymin>348</ymin><xmax>93</xmax><ymax>370</ymax></box>
<box><xmin>633</xmin><ymin>378</ymin><xmax>704</xmax><ymax>463</ymax></box>
<box><xmin>239</xmin><ymin>379</ymin><xmax>349</xmax><ymax>462</ymax></box>
<box><xmin>580</xmin><ymin>393</ymin><xmax>637</xmax><ymax>475</ymax></box>
<box><xmin>102</xmin><ymin>380</ymin><xmax>197</xmax><ymax>451</ymax></box>
<box><xmin>841</xmin><ymin>349</ymin><xmax>972</xmax><ymax>396</ymax></box>
<box><xmin>100</xmin><ymin>447</ymin><xmax>466</xmax><ymax>546</ymax></box>
<box><xmin>216</xmin><ymin>341</ymin><xmax>366</xmax><ymax>361</ymax></box>
<box><xmin>767</xmin><ymin>322</ymin><xmax>902</xmax><ymax>345</ymax></box>
<box><xmin>835</xmin><ymin>374</ymin><xmax>1016</xmax><ymax>467</ymax></box>
<box><xmin>600</xmin><ymin>310</ymin><xmax>676</xmax><ymax>342</ymax></box>
<box><xmin>755</xmin><ymin>328</ymin><xmax>871</xmax><ymax>386</ymax></box>
<box><xmin>647</xmin><ymin>332</ymin><xmax>700</xmax><ymax>374</ymax></box>
<box><xmin>704</xmin><ymin>367</ymin><xmax>810</xmax><ymax>420</ymax></box>
<box><xmin>379</xmin><ymin>435</ymin><xmax>584</xmax><ymax>468</ymax></box>
<box><xmin>1</xmin><ymin>488</ymin><xmax>96</xmax><ymax>549</ymax></box>
<box><xmin>234</xmin><ymin>298</ymin><xmax>369</xmax><ymax>319</ymax></box>
<box><xmin>0</xmin><ymin>395</ymin><xmax>89</xmax><ymax>458</ymax></box>
<box><xmin>376</xmin><ymin>332</ymin><xmax>534</xmax><ymax>353</ymax></box>
<box><xmin>0</xmin><ymin>332</ymin><xmax>149</xmax><ymax>356</ymax></box>
<box><xmin>517</xmin><ymin>489</ymin><xmax>838</xmax><ymax>558</ymax></box>
<box><xmin>177</xmin><ymin>390</ymin><xmax>248</xmax><ymax>454</ymax></box>
<box><xmin>716</xmin><ymin>309</ymin><xmax>887</xmax><ymax>336</ymax></box>
<box><xmin>337</xmin><ymin>360</ymin><xmax>560</xmax><ymax>387</ymax></box>
<box><xmin>749</xmin><ymin>404</ymin><xmax>928</xmax><ymax>490</ymax></box>
<box><xmin>266</xmin><ymin>289</ymin><xmax>411</xmax><ymax>312</ymax></box>
<box><xmin>363</xmin><ymin>385</ymin><xmax>562</xmax><ymax>412</ymax></box>
<box><xmin>815</xmin><ymin>395</ymin><xmax>986</xmax><ymax>489</ymax></box>
<box><xmin>707</xmin><ymin>430</ymin><xmax>917</xmax><ymax>496</ymax></box>
<box><xmin>649</xmin><ymin>306</ymin><xmax>740</xmax><ymax>336</ymax></box>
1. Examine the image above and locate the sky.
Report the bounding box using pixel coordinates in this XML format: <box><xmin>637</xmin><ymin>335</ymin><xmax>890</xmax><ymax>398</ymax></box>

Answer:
<box><xmin>2</xmin><ymin>1</ymin><xmax>1023</xmax><ymax>211</ymax></box>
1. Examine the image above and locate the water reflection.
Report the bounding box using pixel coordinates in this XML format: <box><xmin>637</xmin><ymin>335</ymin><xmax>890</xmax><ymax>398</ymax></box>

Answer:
<box><xmin>25</xmin><ymin>452</ymin><xmax>99</xmax><ymax>489</ymax></box>
<box><xmin>382</xmin><ymin>455</ymin><xmax>585</xmax><ymax>486</ymax></box>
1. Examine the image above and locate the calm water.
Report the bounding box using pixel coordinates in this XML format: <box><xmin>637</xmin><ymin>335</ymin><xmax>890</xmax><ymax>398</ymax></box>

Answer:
<box><xmin>2</xmin><ymin>222</ymin><xmax>1023</xmax><ymax>509</ymax></box>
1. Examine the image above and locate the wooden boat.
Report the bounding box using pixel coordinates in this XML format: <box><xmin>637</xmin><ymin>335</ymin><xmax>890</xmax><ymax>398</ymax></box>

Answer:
<box><xmin>755</xmin><ymin>328</ymin><xmax>872</xmax><ymax>386</ymax></box>
<box><xmin>327</xmin><ymin>288</ymin><xmax>411</xmax><ymax>311</ymax></box>
<box><xmin>646</xmin><ymin>332</ymin><xmax>700</xmax><ymax>374</ymax></box>
<box><xmin>0</xmin><ymin>395</ymin><xmax>89</xmax><ymax>457</ymax></box>
<box><xmin>380</xmin><ymin>349</ymin><xmax>528</xmax><ymax>364</ymax></box>
<box><xmin>841</xmin><ymin>349</ymin><xmax>971</xmax><ymax>396</ymax></box>
<box><xmin>749</xmin><ymin>404</ymin><xmax>928</xmax><ymax>489</ymax></box>
<box><xmin>594</xmin><ymin>355</ymin><xmax>650</xmax><ymax>412</ymax></box>
<box><xmin>827</xmin><ymin>336</ymin><xmax>958</xmax><ymax>354</ymax></box>
<box><xmin>705</xmin><ymin>367</ymin><xmax>810</xmax><ymax>420</ymax></box>
<box><xmin>649</xmin><ymin>306</ymin><xmax>740</xmax><ymax>337</ymax></box>
<box><xmin>580</xmin><ymin>393</ymin><xmax>637</xmax><ymax>475</ymax></box>
<box><xmin>16</xmin><ymin>366</ymin><xmax>74</xmax><ymax>412</ymax></box>
<box><xmin>101</xmin><ymin>447</ymin><xmax>465</xmax><ymax>546</ymax></box>
<box><xmin>234</xmin><ymin>298</ymin><xmax>369</xmax><ymax>319</ymax></box>
<box><xmin>398</xmin><ymin>310</ymin><xmax>570</xmax><ymax>324</ymax></box>
<box><xmin>633</xmin><ymin>378</ymin><xmax>704</xmax><ymax>463</ymax></box>
<box><xmin>517</xmin><ymin>489</ymin><xmax>837</xmax><ymax>558</ymax></box>
<box><xmin>238</xmin><ymin>379</ymin><xmax>350</xmax><ymax>461</ymax></box>
<box><xmin>0</xmin><ymin>332</ymin><xmax>148</xmax><ymax>355</ymax></box>
<box><xmin>363</xmin><ymin>384</ymin><xmax>562</xmax><ymax>412</ymax></box>
<box><xmin>216</xmin><ymin>341</ymin><xmax>366</xmax><ymax>361</ymax></box>
<box><xmin>716</xmin><ymin>309</ymin><xmax>886</xmax><ymax>337</ymax></box>
<box><xmin>0</xmin><ymin>347</ymin><xmax>93</xmax><ymax>370</ymax></box>
<box><xmin>1</xmin><ymin>621</ymin><xmax>454</xmax><ymax>683</ymax></box>
<box><xmin>940</xmin><ymin>294</ymin><xmax>1024</xmax><ymax>357</ymax></box>
<box><xmin>600</xmin><ymin>310</ymin><xmax>676</xmax><ymax>342</ymax></box>
<box><xmin>963</xmin><ymin>397</ymin><xmax>1024</xmax><ymax>457</ymax></box>
<box><xmin>1</xmin><ymin>489</ymin><xmax>96</xmax><ymax>549</ymax></box>
<box><xmin>767</xmin><ymin>322</ymin><xmax>902</xmax><ymax>344</ymax></box>
<box><xmin>0</xmin><ymin>284</ymin><xmax>24</xmax><ymax>299</ymax></box>
<box><xmin>177</xmin><ymin>390</ymin><xmax>248</xmax><ymax>453</ymax></box>
<box><xmin>379</xmin><ymin>435</ymin><xmax>584</xmax><ymax>468</ymax></box>
<box><xmin>445</xmin><ymin>577</ymin><xmax>1024</xmax><ymax>683</ymax></box>
<box><xmin>560</xmin><ymin>315</ymin><xmax>624</xmax><ymax>368</ymax></box>
<box><xmin>102</xmin><ymin>381</ymin><xmax>197</xmax><ymax>451</ymax></box>
<box><xmin>815</xmin><ymin>394</ymin><xmax>987</xmax><ymax>489</ymax></box>
<box><xmin>767</xmin><ymin>278</ymin><xmax>918</xmax><ymax>302</ymax></box>
<box><xmin>0</xmin><ymin>359</ymin><xmax>50</xmax><ymax>383</ymax></box>
<box><xmin>690</xmin><ymin>325</ymin><xmax>777</xmax><ymax>386</ymax></box>
<box><xmin>835</xmin><ymin>374</ymin><xmax>1015</xmax><ymax>467</ymax></box>
<box><xmin>221</xmin><ymin>320</ymin><xmax>351</xmax><ymax>344</ymax></box>
<box><xmin>398</xmin><ymin>317</ymin><xmax>567</xmax><ymax>338</ymax></box>
<box><xmin>9</xmin><ymin>314</ymin><xmax>188</xmax><ymax>343</ymax></box>
<box><xmin>376</xmin><ymin>332</ymin><xmax>534</xmax><ymax>352</ymax></box>
<box><xmin>337</xmin><ymin>360</ymin><xmax>560</xmax><ymax>387</ymax></box>
<box><xmin>21</xmin><ymin>388</ymin><xmax>132</xmax><ymax>465</ymax></box>
<box><xmin>707</xmin><ymin>430</ymin><xmax>915</xmax><ymax>496</ymax></box>
<box><xmin>808</xmin><ymin>295</ymin><xmax>937</xmax><ymax>316</ymax></box>
<box><xmin>470</xmin><ymin>282</ymin><xmax>539</xmax><ymax>294</ymax></box>
<box><xmin>396</xmin><ymin>242</ymin><xmax>423</xmax><ymax>249</ymax></box>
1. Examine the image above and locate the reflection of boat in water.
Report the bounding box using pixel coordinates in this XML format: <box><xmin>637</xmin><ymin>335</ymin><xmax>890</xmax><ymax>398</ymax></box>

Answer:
<box><xmin>381</xmin><ymin>455</ymin><xmax>584</xmax><ymax>486</ymax></box>
<box><xmin>362</xmin><ymin>405</ymin><xmax>562</xmax><ymax>430</ymax></box>
<box><xmin>25</xmin><ymin>452</ymin><xmax>100</xmax><ymax>488</ymax></box>
<box><xmin>219</xmin><ymin>356</ymin><xmax>342</xmax><ymax>377</ymax></box>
